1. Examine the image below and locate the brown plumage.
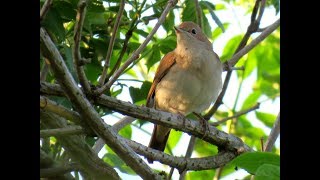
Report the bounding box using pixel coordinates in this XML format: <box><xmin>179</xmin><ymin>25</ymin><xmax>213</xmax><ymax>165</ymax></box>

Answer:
<box><xmin>146</xmin><ymin>22</ymin><xmax>222</xmax><ymax>163</ymax></box>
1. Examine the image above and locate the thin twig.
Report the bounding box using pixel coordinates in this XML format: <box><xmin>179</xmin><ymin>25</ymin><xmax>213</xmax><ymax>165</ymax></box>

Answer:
<box><xmin>73</xmin><ymin>0</ymin><xmax>91</xmax><ymax>94</ymax></box>
<box><xmin>105</xmin><ymin>0</ymin><xmax>148</xmax><ymax>81</ymax></box>
<box><xmin>213</xmin><ymin>167</ymin><xmax>223</xmax><ymax>180</ymax></box>
<box><xmin>260</xmin><ymin>137</ymin><xmax>264</xmax><ymax>151</ymax></box>
<box><xmin>211</xmin><ymin>103</ymin><xmax>260</xmax><ymax>126</ymax></box>
<box><xmin>40</xmin><ymin>58</ymin><xmax>50</xmax><ymax>81</ymax></box>
<box><xmin>264</xmin><ymin>112</ymin><xmax>280</xmax><ymax>152</ymax></box>
<box><xmin>40</xmin><ymin>126</ymin><xmax>84</xmax><ymax>137</ymax></box>
<box><xmin>40</xmin><ymin>0</ymin><xmax>53</xmax><ymax>22</ymax></box>
<box><xmin>256</xmin><ymin>0</ymin><xmax>266</xmax><ymax>24</ymax></box>
<box><xmin>94</xmin><ymin>0</ymin><xmax>178</xmax><ymax>95</ymax></box>
<box><xmin>179</xmin><ymin>135</ymin><xmax>197</xmax><ymax>180</ymax></box>
<box><xmin>167</xmin><ymin>168</ymin><xmax>175</xmax><ymax>180</ymax></box>
<box><xmin>99</xmin><ymin>0</ymin><xmax>125</xmax><ymax>86</ymax></box>
<box><xmin>194</xmin><ymin>0</ymin><xmax>202</xmax><ymax>28</ymax></box>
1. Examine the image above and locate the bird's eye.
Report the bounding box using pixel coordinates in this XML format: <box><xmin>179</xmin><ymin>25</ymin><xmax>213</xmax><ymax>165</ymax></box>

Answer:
<box><xmin>191</xmin><ymin>28</ymin><xmax>196</xmax><ymax>34</ymax></box>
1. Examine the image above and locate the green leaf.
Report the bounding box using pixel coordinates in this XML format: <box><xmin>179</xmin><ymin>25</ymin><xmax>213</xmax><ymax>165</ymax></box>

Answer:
<box><xmin>87</xmin><ymin>0</ymin><xmax>105</xmax><ymax>13</ymax></box>
<box><xmin>194</xmin><ymin>138</ymin><xmax>218</xmax><ymax>156</ymax></box>
<box><xmin>84</xmin><ymin>63</ymin><xmax>102</xmax><ymax>84</ymax></box>
<box><xmin>166</xmin><ymin>130</ymin><xmax>182</xmax><ymax>153</ymax></box>
<box><xmin>159</xmin><ymin>35</ymin><xmax>176</xmax><ymax>54</ymax></box>
<box><xmin>255</xmin><ymin>111</ymin><xmax>277</xmax><ymax>128</ymax></box>
<box><xmin>230</xmin><ymin>152</ymin><xmax>280</xmax><ymax>174</ymax></box>
<box><xmin>103</xmin><ymin>153</ymin><xmax>135</xmax><ymax>174</ymax></box>
<box><xmin>41</xmin><ymin>7</ymin><xmax>66</xmax><ymax>43</ymax></box>
<box><xmin>145</xmin><ymin>44</ymin><xmax>161</xmax><ymax>70</ymax></box>
<box><xmin>257</xmin><ymin>80</ymin><xmax>279</xmax><ymax>98</ymax></box>
<box><xmin>129</xmin><ymin>81</ymin><xmax>152</xmax><ymax>104</ymax></box>
<box><xmin>255</xmin><ymin>164</ymin><xmax>280</xmax><ymax>180</ymax></box>
<box><xmin>187</xmin><ymin>169</ymin><xmax>215</xmax><ymax>180</ymax></box>
<box><xmin>118</xmin><ymin>124</ymin><xmax>132</xmax><ymax>139</ymax></box>
<box><xmin>212</xmin><ymin>23</ymin><xmax>229</xmax><ymax>40</ymax></box>
<box><xmin>220</xmin><ymin>35</ymin><xmax>243</xmax><ymax>62</ymax></box>
<box><xmin>53</xmin><ymin>0</ymin><xmax>77</xmax><ymax>21</ymax></box>
<box><xmin>62</xmin><ymin>44</ymin><xmax>78</xmax><ymax>83</ymax></box>
<box><xmin>201</xmin><ymin>1</ymin><xmax>225</xmax><ymax>32</ymax></box>
<box><xmin>162</xmin><ymin>11</ymin><xmax>175</xmax><ymax>32</ymax></box>
<box><xmin>241</xmin><ymin>91</ymin><xmax>261</xmax><ymax>110</ymax></box>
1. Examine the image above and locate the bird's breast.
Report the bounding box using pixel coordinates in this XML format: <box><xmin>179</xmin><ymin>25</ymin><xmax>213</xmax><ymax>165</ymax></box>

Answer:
<box><xmin>155</xmin><ymin>49</ymin><xmax>222</xmax><ymax>115</ymax></box>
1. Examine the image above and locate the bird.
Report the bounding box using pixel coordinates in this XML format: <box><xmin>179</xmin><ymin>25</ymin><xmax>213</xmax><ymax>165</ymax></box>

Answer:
<box><xmin>146</xmin><ymin>21</ymin><xmax>223</xmax><ymax>163</ymax></box>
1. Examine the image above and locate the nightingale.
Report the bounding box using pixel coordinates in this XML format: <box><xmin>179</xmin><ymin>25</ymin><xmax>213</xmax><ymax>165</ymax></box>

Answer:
<box><xmin>146</xmin><ymin>21</ymin><xmax>222</xmax><ymax>163</ymax></box>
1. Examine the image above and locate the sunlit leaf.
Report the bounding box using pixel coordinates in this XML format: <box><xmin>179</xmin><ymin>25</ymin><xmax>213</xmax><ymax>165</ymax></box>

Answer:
<box><xmin>129</xmin><ymin>81</ymin><xmax>152</xmax><ymax>104</ymax></box>
<box><xmin>255</xmin><ymin>164</ymin><xmax>280</xmax><ymax>180</ymax></box>
<box><xmin>230</xmin><ymin>152</ymin><xmax>280</xmax><ymax>175</ymax></box>
<box><xmin>220</xmin><ymin>35</ymin><xmax>243</xmax><ymax>62</ymax></box>
<box><xmin>162</xmin><ymin>11</ymin><xmax>175</xmax><ymax>32</ymax></box>
<box><xmin>201</xmin><ymin>1</ymin><xmax>225</xmax><ymax>32</ymax></box>
<box><xmin>187</xmin><ymin>169</ymin><xmax>215</xmax><ymax>180</ymax></box>
<box><xmin>166</xmin><ymin>130</ymin><xmax>182</xmax><ymax>153</ymax></box>
<box><xmin>255</xmin><ymin>111</ymin><xmax>277</xmax><ymax>128</ymax></box>
<box><xmin>212</xmin><ymin>23</ymin><xmax>229</xmax><ymax>40</ymax></box>
<box><xmin>118</xmin><ymin>124</ymin><xmax>132</xmax><ymax>139</ymax></box>
<box><xmin>145</xmin><ymin>44</ymin><xmax>161</xmax><ymax>70</ymax></box>
<box><xmin>194</xmin><ymin>138</ymin><xmax>218</xmax><ymax>156</ymax></box>
<box><xmin>241</xmin><ymin>90</ymin><xmax>261</xmax><ymax>110</ymax></box>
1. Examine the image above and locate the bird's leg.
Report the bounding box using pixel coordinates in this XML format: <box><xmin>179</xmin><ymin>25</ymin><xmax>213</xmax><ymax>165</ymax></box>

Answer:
<box><xmin>177</xmin><ymin>112</ymin><xmax>187</xmax><ymax>127</ymax></box>
<box><xmin>193</xmin><ymin>112</ymin><xmax>210</xmax><ymax>139</ymax></box>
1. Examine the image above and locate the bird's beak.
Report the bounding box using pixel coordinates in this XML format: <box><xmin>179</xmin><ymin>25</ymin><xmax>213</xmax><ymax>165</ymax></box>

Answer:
<box><xmin>174</xmin><ymin>26</ymin><xmax>181</xmax><ymax>33</ymax></box>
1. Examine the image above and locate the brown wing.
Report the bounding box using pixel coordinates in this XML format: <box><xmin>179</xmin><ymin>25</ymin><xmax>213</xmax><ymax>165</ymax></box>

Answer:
<box><xmin>146</xmin><ymin>51</ymin><xmax>176</xmax><ymax>108</ymax></box>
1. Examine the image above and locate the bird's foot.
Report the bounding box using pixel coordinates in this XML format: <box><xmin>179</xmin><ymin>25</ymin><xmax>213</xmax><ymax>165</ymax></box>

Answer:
<box><xmin>193</xmin><ymin>112</ymin><xmax>210</xmax><ymax>140</ymax></box>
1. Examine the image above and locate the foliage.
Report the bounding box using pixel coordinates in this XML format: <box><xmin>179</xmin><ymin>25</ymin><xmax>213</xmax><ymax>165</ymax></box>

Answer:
<box><xmin>40</xmin><ymin>0</ymin><xmax>280</xmax><ymax>179</ymax></box>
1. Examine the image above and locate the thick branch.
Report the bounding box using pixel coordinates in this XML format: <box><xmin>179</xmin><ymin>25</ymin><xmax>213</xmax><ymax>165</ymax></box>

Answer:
<box><xmin>264</xmin><ymin>112</ymin><xmax>280</xmax><ymax>152</ymax></box>
<box><xmin>96</xmin><ymin>95</ymin><xmax>252</xmax><ymax>153</ymax></box>
<box><xmin>95</xmin><ymin>0</ymin><xmax>178</xmax><ymax>95</ymax></box>
<box><xmin>99</xmin><ymin>0</ymin><xmax>125</xmax><ymax>85</ymax></box>
<box><xmin>122</xmin><ymin>136</ymin><xmax>237</xmax><ymax>172</ymax></box>
<box><xmin>40</xmin><ymin>126</ymin><xmax>84</xmax><ymax>137</ymax></box>
<box><xmin>40</xmin><ymin>0</ymin><xmax>53</xmax><ymax>22</ymax></box>
<box><xmin>40</xmin><ymin>96</ymin><xmax>81</xmax><ymax>124</ymax></box>
<box><xmin>40</xmin><ymin>82</ymin><xmax>65</xmax><ymax>96</ymax></box>
<box><xmin>40</xmin><ymin>27</ymin><xmax>161</xmax><ymax>179</ymax></box>
<box><xmin>40</xmin><ymin>110</ymin><xmax>120</xmax><ymax>180</ymax></box>
<box><xmin>73</xmin><ymin>0</ymin><xmax>91</xmax><ymax>93</ymax></box>
<box><xmin>40</xmin><ymin>80</ymin><xmax>251</xmax><ymax>153</ymax></box>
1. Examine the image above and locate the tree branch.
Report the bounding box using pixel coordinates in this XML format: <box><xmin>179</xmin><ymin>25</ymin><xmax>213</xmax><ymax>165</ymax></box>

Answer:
<box><xmin>40</xmin><ymin>96</ymin><xmax>81</xmax><ymax>124</ymax></box>
<box><xmin>264</xmin><ymin>112</ymin><xmax>280</xmax><ymax>152</ymax></box>
<box><xmin>99</xmin><ymin>0</ymin><xmax>125</xmax><ymax>85</ymax></box>
<box><xmin>40</xmin><ymin>0</ymin><xmax>53</xmax><ymax>22</ymax></box>
<box><xmin>40</xmin><ymin>80</ymin><xmax>252</xmax><ymax>153</ymax></box>
<box><xmin>211</xmin><ymin>103</ymin><xmax>260</xmax><ymax>126</ymax></box>
<box><xmin>73</xmin><ymin>0</ymin><xmax>91</xmax><ymax>94</ymax></box>
<box><xmin>40</xmin><ymin>82</ymin><xmax>65</xmax><ymax>96</ymax></box>
<box><xmin>40</xmin><ymin>126</ymin><xmax>84</xmax><ymax>137</ymax></box>
<box><xmin>95</xmin><ymin>95</ymin><xmax>252</xmax><ymax>153</ymax></box>
<box><xmin>105</xmin><ymin>0</ymin><xmax>148</xmax><ymax>81</ymax></box>
<box><xmin>40</xmin><ymin>27</ymin><xmax>162</xmax><ymax>179</ymax></box>
<box><xmin>40</xmin><ymin>110</ymin><xmax>120</xmax><ymax>180</ymax></box>
<box><xmin>94</xmin><ymin>0</ymin><xmax>179</xmax><ymax>95</ymax></box>
<box><xmin>40</xmin><ymin>58</ymin><xmax>50</xmax><ymax>81</ymax></box>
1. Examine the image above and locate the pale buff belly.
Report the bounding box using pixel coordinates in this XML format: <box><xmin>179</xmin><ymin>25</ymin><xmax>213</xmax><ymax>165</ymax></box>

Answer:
<box><xmin>155</xmin><ymin>61</ymin><xmax>222</xmax><ymax>115</ymax></box>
